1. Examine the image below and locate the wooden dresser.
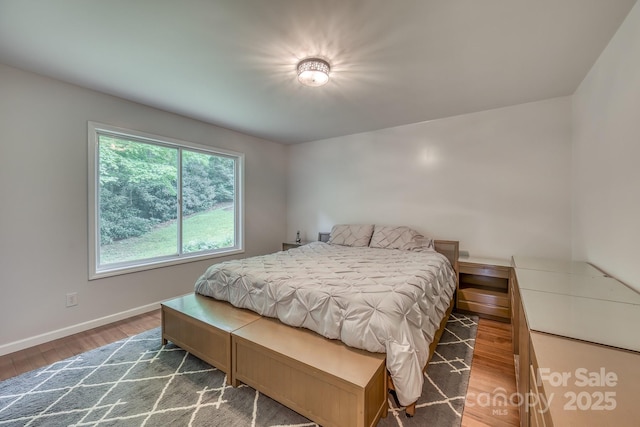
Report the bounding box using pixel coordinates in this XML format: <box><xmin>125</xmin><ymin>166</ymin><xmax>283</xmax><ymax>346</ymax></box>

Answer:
<box><xmin>511</xmin><ymin>256</ymin><xmax>640</xmax><ymax>427</ymax></box>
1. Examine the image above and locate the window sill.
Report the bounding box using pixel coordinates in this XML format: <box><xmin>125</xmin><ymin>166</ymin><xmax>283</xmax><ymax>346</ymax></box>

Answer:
<box><xmin>89</xmin><ymin>248</ymin><xmax>244</xmax><ymax>280</ymax></box>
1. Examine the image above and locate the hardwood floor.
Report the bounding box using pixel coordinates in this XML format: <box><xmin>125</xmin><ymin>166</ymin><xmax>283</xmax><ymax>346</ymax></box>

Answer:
<box><xmin>0</xmin><ymin>310</ymin><xmax>518</xmax><ymax>426</ymax></box>
<box><xmin>0</xmin><ymin>310</ymin><xmax>161</xmax><ymax>382</ymax></box>
<box><xmin>461</xmin><ymin>318</ymin><xmax>520</xmax><ymax>427</ymax></box>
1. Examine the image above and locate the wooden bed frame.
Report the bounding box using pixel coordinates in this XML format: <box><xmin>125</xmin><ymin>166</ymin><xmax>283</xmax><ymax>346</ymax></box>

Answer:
<box><xmin>161</xmin><ymin>239</ymin><xmax>459</xmax><ymax>424</ymax></box>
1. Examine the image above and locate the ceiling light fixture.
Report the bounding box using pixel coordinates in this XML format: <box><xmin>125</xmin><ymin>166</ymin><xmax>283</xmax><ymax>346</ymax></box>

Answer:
<box><xmin>297</xmin><ymin>58</ymin><xmax>330</xmax><ymax>87</ymax></box>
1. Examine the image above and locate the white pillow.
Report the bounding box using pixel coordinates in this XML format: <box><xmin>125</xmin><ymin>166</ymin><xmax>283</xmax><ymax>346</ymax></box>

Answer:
<box><xmin>369</xmin><ymin>225</ymin><xmax>433</xmax><ymax>250</ymax></box>
<box><xmin>328</xmin><ymin>224</ymin><xmax>374</xmax><ymax>247</ymax></box>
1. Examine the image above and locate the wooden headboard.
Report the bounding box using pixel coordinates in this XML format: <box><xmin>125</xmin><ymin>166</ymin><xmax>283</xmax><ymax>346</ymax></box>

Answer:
<box><xmin>434</xmin><ymin>239</ymin><xmax>460</xmax><ymax>280</ymax></box>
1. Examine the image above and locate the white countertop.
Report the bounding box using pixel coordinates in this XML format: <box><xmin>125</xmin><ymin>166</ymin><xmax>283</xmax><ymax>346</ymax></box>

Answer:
<box><xmin>520</xmin><ymin>289</ymin><xmax>640</xmax><ymax>352</ymax></box>
<box><xmin>511</xmin><ymin>256</ymin><xmax>605</xmax><ymax>276</ymax></box>
<box><xmin>516</xmin><ymin>268</ymin><xmax>640</xmax><ymax>305</ymax></box>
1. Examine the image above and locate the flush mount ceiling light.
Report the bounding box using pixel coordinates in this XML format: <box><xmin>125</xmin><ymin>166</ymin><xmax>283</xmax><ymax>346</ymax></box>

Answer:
<box><xmin>297</xmin><ymin>58</ymin><xmax>330</xmax><ymax>87</ymax></box>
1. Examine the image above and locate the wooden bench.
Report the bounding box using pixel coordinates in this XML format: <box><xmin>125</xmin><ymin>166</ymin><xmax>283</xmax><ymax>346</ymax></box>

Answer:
<box><xmin>161</xmin><ymin>293</ymin><xmax>260</xmax><ymax>385</ymax></box>
<box><xmin>232</xmin><ymin>317</ymin><xmax>388</xmax><ymax>427</ymax></box>
<box><xmin>162</xmin><ymin>294</ymin><xmax>387</xmax><ymax>426</ymax></box>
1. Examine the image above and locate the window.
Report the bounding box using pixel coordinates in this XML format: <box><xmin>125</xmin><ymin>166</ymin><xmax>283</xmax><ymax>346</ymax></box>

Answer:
<box><xmin>88</xmin><ymin>122</ymin><xmax>243</xmax><ymax>279</ymax></box>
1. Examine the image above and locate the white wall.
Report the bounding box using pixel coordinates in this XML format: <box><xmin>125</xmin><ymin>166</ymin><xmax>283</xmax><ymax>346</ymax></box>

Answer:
<box><xmin>0</xmin><ymin>64</ymin><xmax>287</xmax><ymax>352</ymax></box>
<box><xmin>287</xmin><ymin>97</ymin><xmax>572</xmax><ymax>260</ymax></box>
<box><xmin>572</xmin><ymin>2</ymin><xmax>640</xmax><ymax>292</ymax></box>
<box><xmin>5</xmin><ymin>0</ymin><xmax>637</xmax><ymax>352</ymax></box>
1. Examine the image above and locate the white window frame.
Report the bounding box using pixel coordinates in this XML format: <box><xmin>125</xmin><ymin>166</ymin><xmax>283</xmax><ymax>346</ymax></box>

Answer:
<box><xmin>88</xmin><ymin>122</ymin><xmax>244</xmax><ymax>280</ymax></box>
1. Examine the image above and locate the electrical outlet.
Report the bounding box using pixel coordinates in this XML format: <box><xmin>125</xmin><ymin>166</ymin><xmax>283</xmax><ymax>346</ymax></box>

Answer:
<box><xmin>66</xmin><ymin>292</ymin><xmax>78</xmax><ymax>307</ymax></box>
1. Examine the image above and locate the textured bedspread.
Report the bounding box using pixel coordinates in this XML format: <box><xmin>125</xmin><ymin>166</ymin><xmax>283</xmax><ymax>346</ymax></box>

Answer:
<box><xmin>194</xmin><ymin>241</ymin><xmax>456</xmax><ymax>406</ymax></box>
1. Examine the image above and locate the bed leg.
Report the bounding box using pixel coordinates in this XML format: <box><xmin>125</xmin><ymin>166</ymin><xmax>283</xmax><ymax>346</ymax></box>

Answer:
<box><xmin>387</xmin><ymin>374</ymin><xmax>401</xmax><ymax>407</ymax></box>
<box><xmin>405</xmin><ymin>402</ymin><xmax>416</xmax><ymax>417</ymax></box>
<box><xmin>388</xmin><ymin>374</ymin><xmax>417</xmax><ymax>417</ymax></box>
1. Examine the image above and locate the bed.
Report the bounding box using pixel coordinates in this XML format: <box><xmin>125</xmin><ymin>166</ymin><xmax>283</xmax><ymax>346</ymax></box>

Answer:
<box><xmin>193</xmin><ymin>224</ymin><xmax>458</xmax><ymax>414</ymax></box>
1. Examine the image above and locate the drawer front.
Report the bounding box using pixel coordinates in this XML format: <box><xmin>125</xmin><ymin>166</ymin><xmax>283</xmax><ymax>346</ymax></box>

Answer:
<box><xmin>459</xmin><ymin>264</ymin><xmax>510</xmax><ymax>279</ymax></box>
<box><xmin>162</xmin><ymin>306</ymin><xmax>230</xmax><ymax>372</ymax></box>
<box><xmin>510</xmin><ymin>269</ymin><xmax>520</xmax><ymax>354</ymax></box>
<box><xmin>458</xmin><ymin>288</ymin><xmax>509</xmax><ymax>307</ymax></box>
<box><xmin>457</xmin><ymin>300</ymin><xmax>510</xmax><ymax>319</ymax></box>
<box><xmin>233</xmin><ymin>335</ymin><xmax>387</xmax><ymax>427</ymax></box>
<box><xmin>529</xmin><ymin>365</ymin><xmax>547</xmax><ymax>427</ymax></box>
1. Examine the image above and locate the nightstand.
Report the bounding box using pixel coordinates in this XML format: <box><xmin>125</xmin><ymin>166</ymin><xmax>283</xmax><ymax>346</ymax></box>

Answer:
<box><xmin>282</xmin><ymin>241</ymin><xmax>309</xmax><ymax>251</ymax></box>
<box><xmin>457</xmin><ymin>256</ymin><xmax>511</xmax><ymax>322</ymax></box>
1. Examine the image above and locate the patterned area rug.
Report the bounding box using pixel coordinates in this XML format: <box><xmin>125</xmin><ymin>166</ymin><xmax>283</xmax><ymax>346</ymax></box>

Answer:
<box><xmin>0</xmin><ymin>313</ymin><xmax>477</xmax><ymax>427</ymax></box>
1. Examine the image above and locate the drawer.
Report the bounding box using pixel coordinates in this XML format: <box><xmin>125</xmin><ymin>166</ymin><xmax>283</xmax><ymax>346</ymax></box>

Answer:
<box><xmin>459</xmin><ymin>264</ymin><xmax>510</xmax><ymax>279</ymax></box>
<box><xmin>162</xmin><ymin>305</ymin><xmax>231</xmax><ymax>375</ymax></box>
<box><xmin>458</xmin><ymin>287</ymin><xmax>509</xmax><ymax>307</ymax></box>
<box><xmin>233</xmin><ymin>317</ymin><xmax>388</xmax><ymax>427</ymax></box>
<box><xmin>457</xmin><ymin>300</ymin><xmax>510</xmax><ymax>319</ymax></box>
<box><xmin>530</xmin><ymin>365</ymin><xmax>546</xmax><ymax>427</ymax></box>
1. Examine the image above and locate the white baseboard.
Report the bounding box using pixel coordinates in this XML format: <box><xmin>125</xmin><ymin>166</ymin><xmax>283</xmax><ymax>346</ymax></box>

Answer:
<box><xmin>0</xmin><ymin>302</ymin><xmax>162</xmax><ymax>356</ymax></box>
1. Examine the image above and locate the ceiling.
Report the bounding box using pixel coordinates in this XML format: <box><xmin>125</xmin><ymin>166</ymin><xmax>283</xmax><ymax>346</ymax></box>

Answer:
<box><xmin>0</xmin><ymin>1</ymin><xmax>636</xmax><ymax>144</ymax></box>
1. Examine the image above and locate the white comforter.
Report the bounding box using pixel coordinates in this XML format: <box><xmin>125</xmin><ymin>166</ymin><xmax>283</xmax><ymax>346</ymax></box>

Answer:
<box><xmin>194</xmin><ymin>241</ymin><xmax>456</xmax><ymax>406</ymax></box>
